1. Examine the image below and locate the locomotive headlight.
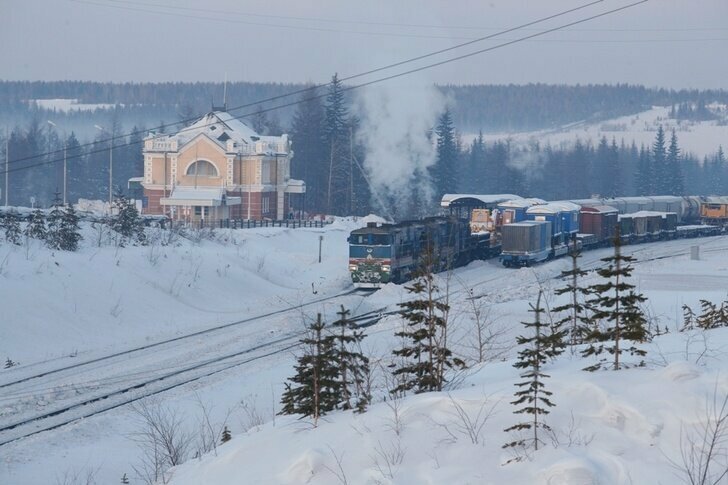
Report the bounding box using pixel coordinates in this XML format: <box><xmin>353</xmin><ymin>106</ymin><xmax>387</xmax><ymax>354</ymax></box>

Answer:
<box><xmin>382</xmin><ymin>264</ymin><xmax>391</xmax><ymax>272</ymax></box>
<box><xmin>348</xmin><ymin>264</ymin><xmax>358</xmax><ymax>272</ymax></box>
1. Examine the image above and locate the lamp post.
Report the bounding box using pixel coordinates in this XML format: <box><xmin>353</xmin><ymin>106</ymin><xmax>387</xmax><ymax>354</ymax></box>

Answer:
<box><xmin>47</xmin><ymin>120</ymin><xmax>68</xmax><ymax>206</ymax></box>
<box><xmin>95</xmin><ymin>124</ymin><xmax>113</xmax><ymax>207</ymax></box>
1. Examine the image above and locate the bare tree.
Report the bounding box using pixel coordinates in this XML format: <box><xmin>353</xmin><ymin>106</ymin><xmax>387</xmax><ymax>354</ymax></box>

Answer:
<box><xmin>129</xmin><ymin>398</ymin><xmax>194</xmax><ymax>485</ymax></box>
<box><xmin>431</xmin><ymin>393</ymin><xmax>499</xmax><ymax>445</ymax></box>
<box><xmin>670</xmin><ymin>384</ymin><xmax>728</xmax><ymax>485</ymax></box>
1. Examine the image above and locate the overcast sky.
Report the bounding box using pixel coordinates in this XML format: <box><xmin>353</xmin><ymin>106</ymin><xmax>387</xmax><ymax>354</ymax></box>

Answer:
<box><xmin>2</xmin><ymin>0</ymin><xmax>727</xmax><ymax>89</ymax></box>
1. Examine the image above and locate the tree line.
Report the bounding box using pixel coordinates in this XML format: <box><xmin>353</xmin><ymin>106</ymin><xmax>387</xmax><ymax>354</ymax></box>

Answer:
<box><xmin>2</xmin><ymin>78</ymin><xmax>728</xmax><ymax>215</ymax></box>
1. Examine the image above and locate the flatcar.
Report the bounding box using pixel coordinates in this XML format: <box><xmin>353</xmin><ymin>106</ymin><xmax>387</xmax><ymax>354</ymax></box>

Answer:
<box><xmin>347</xmin><ymin>216</ymin><xmax>490</xmax><ymax>288</ymax></box>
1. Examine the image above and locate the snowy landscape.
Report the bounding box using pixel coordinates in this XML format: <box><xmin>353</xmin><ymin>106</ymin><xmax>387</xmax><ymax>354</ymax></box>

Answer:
<box><xmin>3</xmin><ymin>1</ymin><xmax>728</xmax><ymax>484</ymax></box>
<box><xmin>1</xmin><ymin>217</ymin><xmax>727</xmax><ymax>484</ymax></box>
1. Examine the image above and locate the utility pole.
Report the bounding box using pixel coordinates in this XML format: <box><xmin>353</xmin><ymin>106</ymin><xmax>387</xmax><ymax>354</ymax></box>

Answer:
<box><xmin>95</xmin><ymin>125</ymin><xmax>114</xmax><ymax>208</ymax></box>
<box><xmin>4</xmin><ymin>127</ymin><xmax>8</xmax><ymax>207</ymax></box>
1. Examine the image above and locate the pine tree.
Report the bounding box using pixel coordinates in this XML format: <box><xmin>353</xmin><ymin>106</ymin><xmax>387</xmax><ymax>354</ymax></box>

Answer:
<box><xmin>431</xmin><ymin>108</ymin><xmax>458</xmax><ymax>198</ymax></box>
<box><xmin>290</xmin><ymin>85</ymin><xmax>327</xmax><ymax>214</ymax></box>
<box><xmin>503</xmin><ymin>291</ymin><xmax>557</xmax><ymax>455</ymax></box>
<box><xmin>582</xmin><ymin>227</ymin><xmax>648</xmax><ymax>371</ymax></box>
<box><xmin>390</xmin><ymin>249</ymin><xmax>465</xmax><ymax>395</ymax></box>
<box><xmin>552</xmin><ymin>238</ymin><xmax>591</xmax><ymax>349</ymax></box>
<box><xmin>467</xmin><ymin>130</ymin><xmax>486</xmax><ymax>194</ymax></box>
<box><xmin>666</xmin><ymin>130</ymin><xmax>684</xmax><ymax>195</ymax></box>
<box><xmin>635</xmin><ymin>144</ymin><xmax>652</xmax><ymax>195</ymax></box>
<box><xmin>220</xmin><ymin>425</ymin><xmax>231</xmax><ymax>444</ymax></box>
<box><xmin>111</xmin><ymin>193</ymin><xmax>146</xmax><ymax>246</ymax></box>
<box><xmin>58</xmin><ymin>204</ymin><xmax>82</xmax><ymax>251</ymax></box>
<box><xmin>45</xmin><ymin>195</ymin><xmax>65</xmax><ymax>250</ymax></box>
<box><xmin>120</xmin><ymin>473</ymin><xmax>129</xmax><ymax>484</ymax></box>
<box><xmin>278</xmin><ymin>314</ymin><xmax>339</xmax><ymax>425</ymax></box>
<box><xmin>3</xmin><ymin>210</ymin><xmax>22</xmax><ymax>245</ymax></box>
<box><xmin>652</xmin><ymin>125</ymin><xmax>668</xmax><ymax>194</ymax></box>
<box><xmin>324</xmin><ymin>73</ymin><xmax>350</xmax><ymax>215</ymax></box>
<box><xmin>25</xmin><ymin>209</ymin><xmax>47</xmax><ymax>240</ymax></box>
<box><xmin>329</xmin><ymin>305</ymin><xmax>371</xmax><ymax>412</ymax></box>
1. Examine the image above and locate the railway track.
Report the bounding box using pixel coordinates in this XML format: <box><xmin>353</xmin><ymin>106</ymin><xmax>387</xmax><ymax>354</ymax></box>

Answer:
<box><xmin>2</xmin><ymin>236</ymin><xmax>724</xmax><ymax>447</ymax></box>
<box><xmin>0</xmin><ymin>288</ymin><xmax>380</xmax><ymax>447</ymax></box>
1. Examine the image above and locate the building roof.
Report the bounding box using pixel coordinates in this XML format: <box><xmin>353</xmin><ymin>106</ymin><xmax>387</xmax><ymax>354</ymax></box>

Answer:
<box><xmin>146</xmin><ymin>111</ymin><xmax>290</xmax><ymax>156</ymax></box>
<box><xmin>160</xmin><ymin>187</ymin><xmax>240</xmax><ymax>207</ymax></box>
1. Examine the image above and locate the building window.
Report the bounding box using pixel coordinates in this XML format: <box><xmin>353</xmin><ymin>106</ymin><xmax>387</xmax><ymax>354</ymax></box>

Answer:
<box><xmin>186</xmin><ymin>160</ymin><xmax>219</xmax><ymax>177</ymax></box>
<box><xmin>262</xmin><ymin>196</ymin><xmax>269</xmax><ymax>214</ymax></box>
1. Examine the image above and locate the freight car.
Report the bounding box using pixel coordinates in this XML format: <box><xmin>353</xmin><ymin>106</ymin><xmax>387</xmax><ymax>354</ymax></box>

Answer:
<box><xmin>347</xmin><ymin>217</ymin><xmax>491</xmax><ymax>288</ymax></box>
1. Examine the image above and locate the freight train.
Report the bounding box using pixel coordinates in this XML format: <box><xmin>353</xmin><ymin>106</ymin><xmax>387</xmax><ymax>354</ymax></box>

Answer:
<box><xmin>348</xmin><ymin>195</ymin><xmax>727</xmax><ymax>286</ymax></box>
<box><xmin>348</xmin><ymin>216</ymin><xmax>495</xmax><ymax>288</ymax></box>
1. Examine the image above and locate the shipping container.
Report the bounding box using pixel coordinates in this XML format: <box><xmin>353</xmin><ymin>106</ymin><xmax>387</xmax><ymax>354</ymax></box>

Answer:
<box><xmin>497</xmin><ymin>198</ymin><xmax>547</xmax><ymax>224</ymax></box>
<box><xmin>579</xmin><ymin>205</ymin><xmax>618</xmax><ymax>244</ymax></box>
<box><xmin>500</xmin><ymin>221</ymin><xmax>552</xmax><ymax>266</ymax></box>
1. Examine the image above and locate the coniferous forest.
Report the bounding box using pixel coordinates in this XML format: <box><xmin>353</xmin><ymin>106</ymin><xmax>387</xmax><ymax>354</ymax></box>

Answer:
<box><xmin>1</xmin><ymin>80</ymin><xmax>727</xmax><ymax>214</ymax></box>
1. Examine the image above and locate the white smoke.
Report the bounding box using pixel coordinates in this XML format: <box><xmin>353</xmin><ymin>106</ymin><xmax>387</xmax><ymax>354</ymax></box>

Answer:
<box><xmin>353</xmin><ymin>78</ymin><xmax>446</xmax><ymax>220</ymax></box>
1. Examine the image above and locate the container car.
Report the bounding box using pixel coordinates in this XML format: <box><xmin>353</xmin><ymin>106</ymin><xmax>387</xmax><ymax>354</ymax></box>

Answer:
<box><xmin>500</xmin><ymin>221</ymin><xmax>552</xmax><ymax>267</ymax></box>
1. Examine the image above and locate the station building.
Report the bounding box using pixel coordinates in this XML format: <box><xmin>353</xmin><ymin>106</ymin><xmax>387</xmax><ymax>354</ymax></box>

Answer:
<box><xmin>140</xmin><ymin>110</ymin><xmax>305</xmax><ymax>222</ymax></box>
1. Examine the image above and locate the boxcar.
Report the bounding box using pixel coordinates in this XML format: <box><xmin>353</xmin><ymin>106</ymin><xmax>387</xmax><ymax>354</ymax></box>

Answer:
<box><xmin>579</xmin><ymin>205</ymin><xmax>618</xmax><ymax>245</ymax></box>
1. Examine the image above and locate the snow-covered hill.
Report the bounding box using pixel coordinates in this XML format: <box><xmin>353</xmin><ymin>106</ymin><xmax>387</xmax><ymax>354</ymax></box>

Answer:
<box><xmin>470</xmin><ymin>105</ymin><xmax>728</xmax><ymax>158</ymax></box>
<box><xmin>1</xmin><ymin>219</ymin><xmax>728</xmax><ymax>485</ymax></box>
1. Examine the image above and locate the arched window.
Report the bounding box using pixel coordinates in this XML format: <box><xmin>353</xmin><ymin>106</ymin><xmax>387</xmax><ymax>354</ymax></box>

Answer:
<box><xmin>186</xmin><ymin>160</ymin><xmax>219</xmax><ymax>177</ymax></box>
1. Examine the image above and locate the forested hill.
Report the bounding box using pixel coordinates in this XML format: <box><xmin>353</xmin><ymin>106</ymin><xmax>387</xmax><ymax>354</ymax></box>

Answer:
<box><xmin>2</xmin><ymin>81</ymin><xmax>728</xmax><ymax>134</ymax></box>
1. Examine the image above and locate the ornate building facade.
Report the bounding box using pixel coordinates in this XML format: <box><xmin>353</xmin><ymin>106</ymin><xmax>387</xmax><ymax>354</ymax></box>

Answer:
<box><xmin>141</xmin><ymin>110</ymin><xmax>305</xmax><ymax>221</ymax></box>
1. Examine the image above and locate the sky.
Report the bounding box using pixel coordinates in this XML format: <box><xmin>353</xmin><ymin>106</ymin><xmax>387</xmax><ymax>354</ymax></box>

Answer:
<box><xmin>1</xmin><ymin>0</ymin><xmax>727</xmax><ymax>89</ymax></box>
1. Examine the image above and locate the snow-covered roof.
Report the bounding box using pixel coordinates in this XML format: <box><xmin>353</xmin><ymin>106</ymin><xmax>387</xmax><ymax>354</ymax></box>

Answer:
<box><xmin>625</xmin><ymin>210</ymin><xmax>677</xmax><ymax>218</ymax></box>
<box><xmin>146</xmin><ymin>111</ymin><xmax>290</xmax><ymax>156</ymax></box>
<box><xmin>580</xmin><ymin>205</ymin><xmax>618</xmax><ymax>214</ymax></box>
<box><xmin>498</xmin><ymin>198</ymin><xmax>546</xmax><ymax>209</ymax></box>
<box><xmin>160</xmin><ymin>187</ymin><xmax>232</xmax><ymax>207</ymax></box>
<box><xmin>527</xmin><ymin>201</ymin><xmax>580</xmax><ymax>215</ymax></box>
<box><xmin>440</xmin><ymin>194</ymin><xmax>522</xmax><ymax>208</ymax></box>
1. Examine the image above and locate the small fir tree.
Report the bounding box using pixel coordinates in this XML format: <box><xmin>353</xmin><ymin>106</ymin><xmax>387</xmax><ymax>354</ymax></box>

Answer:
<box><xmin>551</xmin><ymin>237</ymin><xmax>591</xmax><ymax>350</ymax></box>
<box><xmin>59</xmin><ymin>203</ymin><xmax>82</xmax><ymax>251</ymax></box>
<box><xmin>121</xmin><ymin>473</ymin><xmax>129</xmax><ymax>484</ymax></box>
<box><xmin>45</xmin><ymin>193</ymin><xmax>65</xmax><ymax>250</ymax></box>
<box><xmin>25</xmin><ymin>209</ymin><xmax>47</xmax><ymax>240</ymax></box>
<box><xmin>3</xmin><ymin>211</ymin><xmax>22</xmax><ymax>245</ymax></box>
<box><xmin>278</xmin><ymin>314</ymin><xmax>339</xmax><ymax>426</ymax></box>
<box><xmin>503</xmin><ymin>291</ymin><xmax>557</xmax><ymax>455</ymax></box>
<box><xmin>111</xmin><ymin>193</ymin><xmax>146</xmax><ymax>246</ymax></box>
<box><xmin>582</xmin><ymin>227</ymin><xmax>648</xmax><ymax>371</ymax></box>
<box><xmin>5</xmin><ymin>357</ymin><xmax>16</xmax><ymax>369</ymax></box>
<box><xmin>390</xmin><ymin>249</ymin><xmax>465</xmax><ymax>395</ymax></box>
<box><xmin>220</xmin><ymin>426</ymin><xmax>231</xmax><ymax>444</ymax></box>
<box><xmin>329</xmin><ymin>305</ymin><xmax>371</xmax><ymax>412</ymax></box>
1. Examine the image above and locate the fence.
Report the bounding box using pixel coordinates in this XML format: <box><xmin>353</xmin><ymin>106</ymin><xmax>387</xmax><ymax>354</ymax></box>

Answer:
<box><xmin>171</xmin><ymin>218</ymin><xmax>331</xmax><ymax>230</ymax></box>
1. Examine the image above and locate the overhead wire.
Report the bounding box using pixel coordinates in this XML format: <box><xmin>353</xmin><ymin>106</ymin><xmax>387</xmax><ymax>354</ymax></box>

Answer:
<box><xmin>2</xmin><ymin>1</ymin><xmax>650</xmax><ymax>178</ymax></box>
<box><xmin>11</xmin><ymin>0</ymin><xmax>606</xmax><ymax>168</ymax></box>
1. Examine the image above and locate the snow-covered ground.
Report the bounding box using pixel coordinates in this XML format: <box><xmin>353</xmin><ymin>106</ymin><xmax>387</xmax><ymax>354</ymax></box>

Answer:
<box><xmin>29</xmin><ymin>99</ymin><xmax>119</xmax><ymax>112</ymax></box>
<box><xmin>467</xmin><ymin>105</ymin><xmax>728</xmax><ymax>158</ymax></box>
<box><xmin>1</xmin><ymin>218</ymin><xmax>728</xmax><ymax>484</ymax></box>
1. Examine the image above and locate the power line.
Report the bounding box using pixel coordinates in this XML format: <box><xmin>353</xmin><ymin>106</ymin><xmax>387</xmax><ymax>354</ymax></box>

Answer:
<box><xmin>81</xmin><ymin>0</ymin><xmax>725</xmax><ymax>33</ymax></box>
<box><xmin>2</xmin><ymin>1</ymin><xmax>650</xmax><ymax>178</ymax></box>
<box><xmin>8</xmin><ymin>0</ymin><xmax>607</xmax><ymax>167</ymax></box>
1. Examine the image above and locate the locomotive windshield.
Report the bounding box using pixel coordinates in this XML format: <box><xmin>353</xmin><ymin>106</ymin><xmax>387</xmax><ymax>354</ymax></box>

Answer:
<box><xmin>349</xmin><ymin>234</ymin><xmax>391</xmax><ymax>245</ymax></box>
<box><xmin>349</xmin><ymin>233</ymin><xmax>392</xmax><ymax>259</ymax></box>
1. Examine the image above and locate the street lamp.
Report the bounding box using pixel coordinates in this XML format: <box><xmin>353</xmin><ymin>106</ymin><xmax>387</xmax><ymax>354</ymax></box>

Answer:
<box><xmin>95</xmin><ymin>124</ymin><xmax>113</xmax><ymax>207</ymax></box>
<box><xmin>47</xmin><ymin>120</ymin><xmax>68</xmax><ymax>206</ymax></box>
